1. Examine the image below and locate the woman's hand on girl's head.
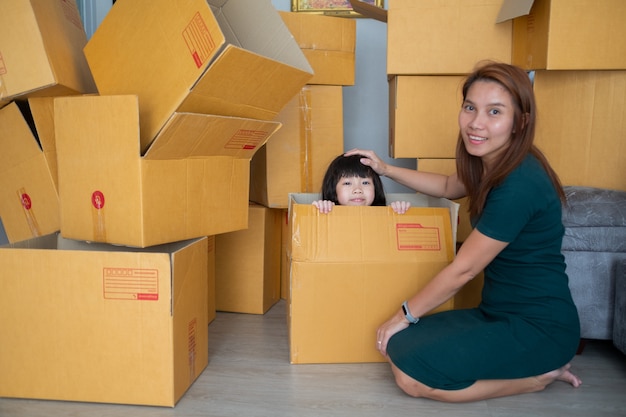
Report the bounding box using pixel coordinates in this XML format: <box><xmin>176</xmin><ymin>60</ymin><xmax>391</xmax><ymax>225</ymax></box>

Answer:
<box><xmin>312</xmin><ymin>200</ymin><xmax>335</xmax><ymax>214</ymax></box>
<box><xmin>391</xmin><ymin>201</ymin><xmax>411</xmax><ymax>214</ymax></box>
<box><xmin>344</xmin><ymin>148</ymin><xmax>387</xmax><ymax>177</ymax></box>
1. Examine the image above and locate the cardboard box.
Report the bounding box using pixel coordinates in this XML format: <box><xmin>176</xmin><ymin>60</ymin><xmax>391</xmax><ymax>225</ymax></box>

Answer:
<box><xmin>288</xmin><ymin>193</ymin><xmax>459</xmax><ymax>364</ymax></box>
<box><xmin>55</xmin><ymin>95</ymin><xmax>281</xmax><ymax>248</ymax></box>
<box><xmin>215</xmin><ymin>203</ymin><xmax>282</xmax><ymax>314</ymax></box>
<box><xmin>533</xmin><ymin>70</ymin><xmax>626</xmax><ymax>192</ymax></box>
<box><xmin>389</xmin><ymin>75</ymin><xmax>464</xmax><ymax>158</ymax></box>
<box><xmin>511</xmin><ymin>0</ymin><xmax>626</xmax><ymax>70</ymax></box>
<box><xmin>387</xmin><ymin>0</ymin><xmax>512</xmax><ymax>75</ymax></box>
<box><xmin>0</xmin><ymin>100</ymin><xmax>59</xmax><ymax>243</ymax></box>
<box><xmin>84</xmin><ymin>0</ymin><xmax>313</xmax><ymax>153</ymax></box>
<box><xmin>0</xmin><ymin>234</ymin><xmax>208</xmax><ymax>407</ymax></box>
<box><xmin>250</xmin><ymin>85</ymin><xmax>344</xmax><ymax>208</ymax></box>
<box><xmin>279</xmin><ymin>12</ymin><xmax>356</xmax><ymax>85</ymax></box>
<box><xmin>0</xmin><ymin>0</ymin><xmax>96</xmax><ymax>101</ymax></box>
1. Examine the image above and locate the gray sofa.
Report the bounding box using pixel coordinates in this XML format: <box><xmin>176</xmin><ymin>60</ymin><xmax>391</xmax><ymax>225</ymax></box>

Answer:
<box><xmin>561</xmin><ymin>186</ymin><xmax>626</xmax><ymax>353</ymax></box>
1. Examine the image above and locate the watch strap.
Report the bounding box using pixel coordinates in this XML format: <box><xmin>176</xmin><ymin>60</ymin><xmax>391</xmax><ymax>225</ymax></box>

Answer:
<box><xmin>402</xmin><ymin>301</ymin><xmax>420</xmax><ymax>324</ymax></box>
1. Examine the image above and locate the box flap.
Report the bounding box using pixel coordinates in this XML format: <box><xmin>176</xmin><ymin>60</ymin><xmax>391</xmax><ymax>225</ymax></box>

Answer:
<box><xmin>179</xmin><ymin>44</ymin><xmax>314</xmax><ymax>121</ymax></box>
<box><xmin>288</xmin><ymin>193</ymin><xmax>458</xmax><ymax>263</ymax></box>
<box><xmin>144</xmin><ymin>112</ymin><xmax>281</xmax><ymax>160</ymax></box>
<box><xmin>496</xmin><ymin>0</ymin><xmax>534</xmax><ymax>23</ymax></box>
<box><xmin>208</xmin><ymin>0</ymin><xmax>313</xmax><ymax>74</ymax></box>
<box><xmin>349</xmin><ymin>0</ymin><xmax>387</xmax><ymax>22</ymax></box>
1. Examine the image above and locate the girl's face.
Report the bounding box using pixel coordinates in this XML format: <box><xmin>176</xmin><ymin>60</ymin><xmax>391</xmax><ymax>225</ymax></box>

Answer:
<box><xmin>458</xmin><ymin>80</ymin><xmax>516</xmax><ymax>168</ymax></box>
<box><xmin>336</xmin><ymin>175</ymin><xmax>375</xmax><ymax>206</ymax></box>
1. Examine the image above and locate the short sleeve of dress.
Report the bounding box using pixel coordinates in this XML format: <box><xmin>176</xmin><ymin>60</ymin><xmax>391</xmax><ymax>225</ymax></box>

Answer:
<box><xmin>475</xmin><ymin>158</ymin><xmax>547</xmax><ymax>243</ymax></box>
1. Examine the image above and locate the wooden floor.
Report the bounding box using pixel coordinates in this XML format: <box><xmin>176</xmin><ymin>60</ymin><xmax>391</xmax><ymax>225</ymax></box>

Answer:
<box><xmin>2</xmin><ymin>300</ymin><xmax>626</xmax><ymax>417</ymax></box>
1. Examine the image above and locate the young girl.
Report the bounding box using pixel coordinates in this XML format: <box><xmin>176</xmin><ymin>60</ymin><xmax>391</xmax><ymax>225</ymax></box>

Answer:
<box><xmin>312</xmin><ymin>154</ymin><xmax>411</xmax><ymax>214</ymax></box>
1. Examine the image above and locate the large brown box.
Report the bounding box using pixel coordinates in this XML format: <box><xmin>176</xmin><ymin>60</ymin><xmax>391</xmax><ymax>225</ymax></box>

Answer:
<box><xmin>55</xmin><ymin>95</ymin><xmax>281</xmax><ymax>248</ymax></box>
<box><xmin>287</xmin><ymin>193</ymin><xmax>459</xmax><ymax>364</ymax></box>
<box><xmin>279</xmin><ymin>12</ymin><xmax>356</xmax><ymax>86</ymax></box>
<box><xmin>0</xmin><ymin>234</ymin><xmax>208</xmax><ymax>407</ymax></box>
<box><xmin>389</xmin><ymin>75</ymin><xmax>464</xmax><ymax>158</ymax></box>
<box><xmin>512</xmin><ymin>0</ymin><xmax>626</xmax><ymax>70</ymax></box>
<box><xmin>387</xmin><ymin>0</ymin><xmax>512</xmax><ymax>75</ymax></box>
<box><xmin>215</xmin><ymin>203</ymin><xmax>282</xmax><ymax>315</ymax></box>
<box><xmin>0</xmin><ymin>99</ymin><xmax>59</xmax><ymax>243</ymax></box>
<box><xmin>0</xmin><ymin>0</ymin><xmax>96</xmax><ymax>101</ymax></box>
<box><xmin>534</xmin><ymin>70</ymin><xmax>626</xmax><ymax>191</ymax></box>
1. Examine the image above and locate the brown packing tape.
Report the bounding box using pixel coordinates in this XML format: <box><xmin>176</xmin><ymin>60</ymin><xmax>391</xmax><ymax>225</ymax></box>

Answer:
<box><xmin>349</xmin><ymin>0</ymin><xmax>387</xmax><ymax>22</ymax></box>
<box><xmin>17</xmin><ymin>188</ymin><xmax>41</xmax><ymax>238</ymax></box>
<box><xmin>298</xmin><ymin>87</ymin><xmax>314</xmax><ymax>193</ymax></box>
<box><xmin>91</xmin><ymin>190</ymin><xmax>106</xmax><ymax>242</ymax></box>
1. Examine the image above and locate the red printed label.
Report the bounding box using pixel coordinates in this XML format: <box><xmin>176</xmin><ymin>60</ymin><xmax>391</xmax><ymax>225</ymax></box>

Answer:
<box><xmin>92</xmin><ymin>191</ymin><xmax>105</xmax><ymax>209</ymax></box>
<box><xmin>396</xmin><ymin>223</ymin><xmax>441</xmax><ymax>251</ymax></box>
<box><xmin>103</xmin><ymin>267</ymin><xmax>159</xmax><ymax>301</ymax></box>
<box><xmin>183</xmin><ymin>12</ymin><xmax>216</xmax><ymax>69</ymax></box>
<box><xmin>225</xmin><ymin>129</ymin><xmax>268</xmax><ymax>150</ymax></box>
<box><xmin>20</xmin><ymin>193</ymin><xmax>32</xmax><ymax>210</ymax></box>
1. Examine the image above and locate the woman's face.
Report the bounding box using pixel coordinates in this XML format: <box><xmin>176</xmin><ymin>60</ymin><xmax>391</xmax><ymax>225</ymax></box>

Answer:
<box><xmin>336</xmin><ymin>175</ymin><xmax>375</xmax><ymax>206</ymax></box>
<box><xmin>458</xmin><ymin>80</ymin><xmax>516</xmax><ymax>168</ymax></box>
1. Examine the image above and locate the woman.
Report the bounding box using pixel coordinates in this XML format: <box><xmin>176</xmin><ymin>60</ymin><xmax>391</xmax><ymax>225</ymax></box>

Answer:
<box><xmin>345</xmin><ymin>61</ymin><xmax>581</xmax><ymax>402</ymax></box>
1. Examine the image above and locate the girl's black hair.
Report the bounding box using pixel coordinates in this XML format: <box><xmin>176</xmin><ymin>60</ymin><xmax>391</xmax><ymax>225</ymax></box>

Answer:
<box><xmin>320</xmin><ymin>155</ymin><xmax>387</xmax><ymax>206</ymax></box>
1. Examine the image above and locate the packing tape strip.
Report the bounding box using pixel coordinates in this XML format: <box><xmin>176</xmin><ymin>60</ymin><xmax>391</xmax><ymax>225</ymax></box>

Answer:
<box><xmin>298</xmin><ymin>87</ymin><xmax>314</xmax><ymax>193</ymax></box>
<box><xmin>91</xmin><ymin>190</ymin><xmax>107</xmax><ymax>242</ymax></box>
<box><xmin>17</xmin><ymin>188</ymin><xmax>41</xmax><ymax>238</ymax></box>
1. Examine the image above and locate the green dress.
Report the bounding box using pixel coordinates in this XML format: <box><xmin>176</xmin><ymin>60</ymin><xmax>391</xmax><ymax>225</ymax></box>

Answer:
<box><xmin>386</xmin><ymin>154</ymin><xmax>581</xmax><ymax>390</ymax></box>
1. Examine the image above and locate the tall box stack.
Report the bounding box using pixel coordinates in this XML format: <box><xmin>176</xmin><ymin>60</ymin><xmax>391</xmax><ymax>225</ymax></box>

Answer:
<box><xmin>287</xmin><ymin>193</ymin><xmax>459</xmax><ymax>364</ymax></box>
<box><xmin>0</xmin><ymin>0</ymin><xmax>316</xmax><ymax>407</ymax></box>
<box><xmin>215</xmin><ymin>12</ymin><xmax>355</xmax><ymax>312</ymax></box>
<box><xmin>511</xmin><ymin>0</ymin><xmax>626</xmax><ymax>191</ymax></box>
<box><xmin>60</xmin><ymin>0</ymin><xmax>314</xmax><ymax>248</ymax></box>
<box><xmin>387</xmin><ymin>0</ymin><xmax>512</xmax><ymax>161</ymax></box>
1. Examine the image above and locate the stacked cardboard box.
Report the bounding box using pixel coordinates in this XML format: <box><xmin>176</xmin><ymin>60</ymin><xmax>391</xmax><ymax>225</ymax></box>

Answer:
<box><xmin>216</xmin><ymin>13</ymin><xmax>355</xmax><ymax>313</ymax></box>
<box><xmin>0</xmin><ymin>0</ymin><xmax>314</xmax><ymax>407</ymax></box>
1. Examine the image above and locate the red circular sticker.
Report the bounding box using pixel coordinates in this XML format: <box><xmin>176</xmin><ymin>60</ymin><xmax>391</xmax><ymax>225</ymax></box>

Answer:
<box><xmin>21</xmin><ymin>193</ymin><xmax>32</xmax><ymax>210</ymax></box>
<box><xmin>92</xmin><ymin>191</ymin><xmax>105</xmax><ymax>209</ymax></box>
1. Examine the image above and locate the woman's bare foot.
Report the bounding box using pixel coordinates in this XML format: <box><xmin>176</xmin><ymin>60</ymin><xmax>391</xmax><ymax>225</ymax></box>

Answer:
<box><xmin>538</xmin><ymin>363</ymin><xmax>582</xmax><ymax>388</ymax></box>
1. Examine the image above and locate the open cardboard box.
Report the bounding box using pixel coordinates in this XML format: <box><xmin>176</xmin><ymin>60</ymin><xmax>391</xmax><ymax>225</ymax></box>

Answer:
<box><xmin>84</xmin><ymin>0</ymin><xmax>314</xmax><ymax>153</ymax></box>
<box><xmin>0</xmin><ymin>234</ymin><xmax>208</xmax><ymax>407</ymax></box>
<box><xmin>55</xmin><ymin>94</ymin><xmax>281</xmax><ymax>248</ymax></box>
<box><xmin>0</xmin><ymin>99</ymin><xmax>59</xmax><ymax>243</ymax></box>
<box><xmin>0</xmin><ymin>0</ymin><xmax>96</xmax><ymax>101</ymax></box>
<box><xmin>287</xmin><ymin>193</ymin><xmax>459</xmax><ymax>364</ymax></box>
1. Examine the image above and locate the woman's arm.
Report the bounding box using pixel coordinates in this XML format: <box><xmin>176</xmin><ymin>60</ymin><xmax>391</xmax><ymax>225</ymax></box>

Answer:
<box><xmin>344</xmin><ymin>148</ymin><xmax>467</xmax><ymax>200</ymax></box>
<box><xmin>376</xmin><ymin>229</ymin><xmax>508</xmax><ymax>355</ymax></box>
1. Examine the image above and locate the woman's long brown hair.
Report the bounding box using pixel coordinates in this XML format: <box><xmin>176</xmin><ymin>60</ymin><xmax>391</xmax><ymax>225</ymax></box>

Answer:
<box><xmin>455</xmin><ymin>62</ymin><xmax>565</xmax><ymax>218</ymax></box>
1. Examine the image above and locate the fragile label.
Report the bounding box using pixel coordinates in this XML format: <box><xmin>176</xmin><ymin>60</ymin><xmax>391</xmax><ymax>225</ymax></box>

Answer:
<box><xmin>103</xmin><ymin>267</ymin><xmax>159</xmax><ymax>301</ymax></box>
<box><xmin>183</xmin><ymin>12</ymin><xmax>216</xmax><ymax>69</ymax></box>
<box><xmin>396</xmin><ymin>223</ymin><xmax>441</xmax><ymax>251</ymax></box>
